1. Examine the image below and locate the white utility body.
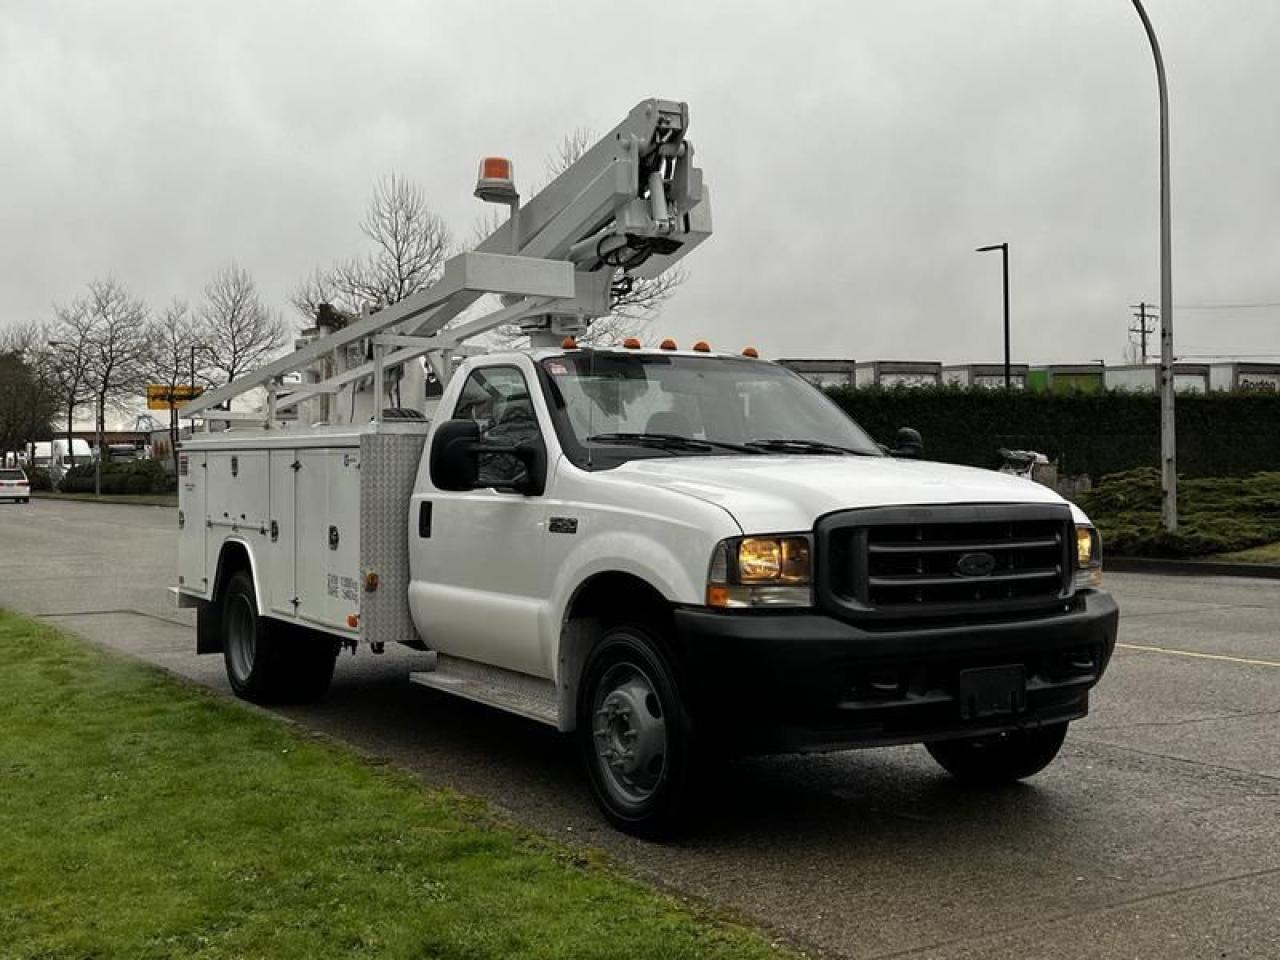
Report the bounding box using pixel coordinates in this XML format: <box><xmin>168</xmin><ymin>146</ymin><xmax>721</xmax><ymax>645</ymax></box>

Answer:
<box><xmin>177</xmin><ymin>99</ymin><xmax>1118</xmax><ymax>835</ymax></box>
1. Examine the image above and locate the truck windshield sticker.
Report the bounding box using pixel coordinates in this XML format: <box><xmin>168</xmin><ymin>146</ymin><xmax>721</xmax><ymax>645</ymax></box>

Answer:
<box><xmin>545</xmin><ymin>360</ymin><xmax>570</xmax><ymax>377</ymax></box>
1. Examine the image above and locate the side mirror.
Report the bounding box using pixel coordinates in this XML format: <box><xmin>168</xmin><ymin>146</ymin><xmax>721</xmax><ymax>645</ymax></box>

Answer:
<box><xmin>430</xmin><ymin>419</ymin><xmax>481</xmax><ymax>491</ymax></box>
<box><xmin>429</xmin><ymin>418</ymin><xmax>547</xmax><ymax>496</ymax></box>
<box><xmin>890</xmin><ymin>427</ymin><xmax>924</xmax><ymax>459</ymax></box>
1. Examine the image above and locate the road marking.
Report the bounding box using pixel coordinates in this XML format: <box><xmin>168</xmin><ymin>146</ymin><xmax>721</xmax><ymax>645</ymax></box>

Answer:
<box><xmin>1118</xmin><ymin>642</ymin><xmax>1280</xmax><ymax>668</ymax></box>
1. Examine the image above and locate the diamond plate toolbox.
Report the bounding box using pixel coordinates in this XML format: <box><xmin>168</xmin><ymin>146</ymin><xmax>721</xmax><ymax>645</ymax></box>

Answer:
<box><xmin>359</xmin><ymin>425</ymin><xmax>430</xmax><ymax>649</ymax></box>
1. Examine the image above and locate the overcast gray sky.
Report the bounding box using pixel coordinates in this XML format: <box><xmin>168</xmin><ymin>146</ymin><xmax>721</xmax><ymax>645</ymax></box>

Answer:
<box><xmin>3</xmin><ymin>0</ymin><xmax>1278</xmax><ymax>366</ymax></box>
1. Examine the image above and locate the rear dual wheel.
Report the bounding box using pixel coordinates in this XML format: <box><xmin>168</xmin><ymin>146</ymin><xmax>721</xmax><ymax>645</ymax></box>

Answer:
<box><xmin>222</xmin><ymin>570</ymin><xmax>338</xmax><ymax>704</ymax></box>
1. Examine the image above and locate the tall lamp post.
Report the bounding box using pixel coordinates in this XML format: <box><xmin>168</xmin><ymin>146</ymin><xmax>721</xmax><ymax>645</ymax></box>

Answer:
<box><xmin>975</xmin><ymin>243</ymin><xmax>1011</xmax><ymax>389</ymax></box>
<box><xmin>1131</xmin><ymin>0</ymin><xmax>1176</xmax><ymax>531</ymax></box>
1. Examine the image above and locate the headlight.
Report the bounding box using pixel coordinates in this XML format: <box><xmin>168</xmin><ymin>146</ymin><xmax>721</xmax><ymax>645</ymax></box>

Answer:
<box><xmin>707</xmin><ymin>535</ymin><xmax>813</xmax><ymax>608</ymax></box>
<box><xmin>1074</xmin><ymin>524</ymin><xmax>1103</xmax><ymax>589</ymax></box>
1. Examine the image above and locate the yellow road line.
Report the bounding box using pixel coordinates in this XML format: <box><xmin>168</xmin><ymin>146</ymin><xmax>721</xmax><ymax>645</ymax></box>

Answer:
<box><xmin>1117</xmin><ymin>642</ymin><xmax>1280</xmax><ymax>669</ymax></box>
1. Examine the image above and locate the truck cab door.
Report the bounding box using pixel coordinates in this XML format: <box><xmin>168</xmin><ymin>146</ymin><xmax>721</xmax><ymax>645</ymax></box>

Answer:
<box><xmin>409</xmin><ymin>363</ymin><xmax>552</xmax><ymax>678</ymax></box>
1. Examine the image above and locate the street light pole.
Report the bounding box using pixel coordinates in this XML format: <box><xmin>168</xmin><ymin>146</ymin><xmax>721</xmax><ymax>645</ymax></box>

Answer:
<box><xmin>976</xmin><ymin>243</ymin><xmax>1011</xmax><ymax>388</ymax></box>
<box><xmin>1130</xmin><ymin>0</ymin><xmax>1177</xmax><ymax>531</ymax></box>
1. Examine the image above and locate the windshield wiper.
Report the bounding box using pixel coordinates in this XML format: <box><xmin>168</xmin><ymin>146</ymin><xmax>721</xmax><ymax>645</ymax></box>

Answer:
<box><xmin>587</xmin><ymin>433</ymin><xmax>763</xmax><ymax>455</ymax></box>
<box><xmin>744</xmin><ymin>438</ymin><xmax>877</xmax><ymax>456</ymax></box>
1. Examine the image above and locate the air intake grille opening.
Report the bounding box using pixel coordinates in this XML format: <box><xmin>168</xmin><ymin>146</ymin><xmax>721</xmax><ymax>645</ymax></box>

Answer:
<box><xmin>820</xmin><ymin>505</ymin><xmax>1073</xmax><ymax>621</ymax></box>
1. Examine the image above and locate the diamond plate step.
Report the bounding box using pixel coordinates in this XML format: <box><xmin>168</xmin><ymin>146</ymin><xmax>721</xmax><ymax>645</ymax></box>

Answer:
<box><xmin>410</xmin><ymin>654</ymin><xmax>558</xmax><ymax>726</ymax></box>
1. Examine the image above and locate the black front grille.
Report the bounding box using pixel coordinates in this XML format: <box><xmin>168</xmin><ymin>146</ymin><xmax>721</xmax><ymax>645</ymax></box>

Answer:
<box><xmin>819</xmin><ymin>504</ymin><xmax>1073</xmax><ymax>622</ymax></box>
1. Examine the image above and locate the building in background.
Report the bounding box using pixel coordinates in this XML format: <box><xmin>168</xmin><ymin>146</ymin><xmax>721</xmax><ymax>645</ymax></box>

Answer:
<box><xmin>853</xmin><ymin>361</ymin><xmax>942</xmax><ymax>389</ymax></box>
<box><xmin>1209</xmin><ymin>362</ymin><xmax>1280</xmax><ymax>393</ymax></box>
<box><xmin>942</xmin><ymin>363</ymin><xmax>1029</xmax><ymax>390</ymax></box>
<box><xmin>1027</xmin><ymin>364</ymin><xmax>1106</xmax><ymax>394</ymax></box>
<box><xmin>1105</xmin><ymin>363</ymin><xmax>1210</xmax><ymax>393</ymax></box>
<box><xmin>775</xmin><ymin>358</ymin><xmax>857</xmax><ymax>388</ymax></box>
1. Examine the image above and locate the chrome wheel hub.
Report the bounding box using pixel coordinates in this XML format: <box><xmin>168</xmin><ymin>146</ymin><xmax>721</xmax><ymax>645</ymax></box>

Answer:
<box><xmin>592</xmin><ymin>664</ymin><xmax>667</xmax><ymax>805</ymax></box>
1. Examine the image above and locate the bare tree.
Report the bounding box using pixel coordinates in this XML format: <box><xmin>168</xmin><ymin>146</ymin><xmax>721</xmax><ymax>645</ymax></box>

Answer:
<box><xmin>143</xmin><ymin>300</ymin><xmax>199</xmax><ymax>473</ymax></box>
<box><xmin>73</xmin><ymin>278</ymin><xmax>151</xmax><ymax>494</ymax></box>
<box><xmin>200</xmin><ymin>262</ymin><xmax>288</xmax><ymax>385</ymax></box>
<box><xmin>42</xmin><ymin>304</ymin><xmax>97</xmax><ymax>472</ymax></box>
<box><xmin>292</xmin><ymin>173</ymin><xmax>453</xmax><ymax>325</ymax></box>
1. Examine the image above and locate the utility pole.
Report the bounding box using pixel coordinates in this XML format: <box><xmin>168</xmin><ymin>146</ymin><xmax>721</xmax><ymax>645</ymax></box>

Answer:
<box><xmin>1129</xmin><ymin>302</ymin><xmax>1157</xmax><ymax>364</ymax></box>
<box><xmin>1130</xmin><ymin>0</ymin><xmax>1177</xmax><ymax>531</ymax></box>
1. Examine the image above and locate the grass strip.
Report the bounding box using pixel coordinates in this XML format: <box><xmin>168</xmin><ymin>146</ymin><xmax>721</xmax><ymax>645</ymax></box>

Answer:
<box><xmin>1212</xmin><ymin>542</ymin><xmax>1280</xmax><ymax>564</ymax></box>
<box><xmin>0</xmin><ymin>611</ymin><xmax>790</xmax><ymax>960</ymax></box>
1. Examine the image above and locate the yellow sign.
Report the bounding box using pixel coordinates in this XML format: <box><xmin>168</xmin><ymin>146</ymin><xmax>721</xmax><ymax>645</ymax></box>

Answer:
<box><xmin>147</xmin><ymin>384</ymin><xmax>204</xmax><ymax>410</ymax></box>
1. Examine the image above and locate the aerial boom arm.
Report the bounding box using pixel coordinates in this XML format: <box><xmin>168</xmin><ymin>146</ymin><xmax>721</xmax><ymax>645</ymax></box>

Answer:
<box><xmin>184</xmin><ymin>98</ymin><xmax>711</xmax><ymax>425</ymax></box>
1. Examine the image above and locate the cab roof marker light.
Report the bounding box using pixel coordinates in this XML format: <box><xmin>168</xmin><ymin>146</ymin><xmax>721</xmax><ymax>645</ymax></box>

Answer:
<box><xmin>622</xmin><ymin>337</ymin><xmax>642</xmax><ymax>349</ymax></box>
<box><xmin>561</xmin><ymin>336</ymin><xmax>578</xmax><ymax>349</ymax></box>
<box><xmin>693</xmin><ymin>340</ymin><xmax>711</xmax><ymax>353</ymax></box>
<box><xmin>742</xmin><ymin>346</ymin><xmax>760</xmax><ymax>358</ymax></box>
<box><xmin>659</xmin><ymin>338</ymin><xmax>678</xmax><ymax>351</ymax></box>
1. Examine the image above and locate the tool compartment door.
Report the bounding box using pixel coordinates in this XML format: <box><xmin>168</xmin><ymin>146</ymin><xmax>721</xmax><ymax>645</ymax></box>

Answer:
<box><xmin>295</xmin><ymin>448</ymin><xmax>362</xmax><ymax>630</ymax></box>
<box><xmin>177</xmin><ymin>451</ymin><xmax>208</xmax><ymax>595</ymax></box>
<box><xmin>268</xmin><ymin>449</ymin><xmax>297</xmax><ymax>616</ymax></box>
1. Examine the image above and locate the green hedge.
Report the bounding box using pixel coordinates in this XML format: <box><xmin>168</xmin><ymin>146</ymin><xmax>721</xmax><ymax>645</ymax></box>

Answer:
<box><xmin>59</xmin><ymin>459</ymin><xmax>176</xmax><ymax>495</ymax></box>
<box><xmin>826</xmin><ymin>386</ymin><xmax>1280</xmax><ymax>479</ymax></box>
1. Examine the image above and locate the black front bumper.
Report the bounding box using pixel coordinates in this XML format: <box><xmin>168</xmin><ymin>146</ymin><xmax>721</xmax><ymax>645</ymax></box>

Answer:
<box><xmin>672</xmin><ymin>589</ymin><xmax>1119</xmax><ymax>754</ymax></box>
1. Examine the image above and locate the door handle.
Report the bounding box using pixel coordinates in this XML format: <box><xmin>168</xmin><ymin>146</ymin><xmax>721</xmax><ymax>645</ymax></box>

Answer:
<box><xmin>418</xmin><ymin>502</ymin><xmax>432</xmax><ymax>538</ymax></box>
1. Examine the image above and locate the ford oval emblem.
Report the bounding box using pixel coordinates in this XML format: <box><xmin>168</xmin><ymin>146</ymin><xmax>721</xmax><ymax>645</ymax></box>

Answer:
<box><xmin>956</xmin><ymin>552</ymin><xmax>997</xmax><ymax>578</ymax></box>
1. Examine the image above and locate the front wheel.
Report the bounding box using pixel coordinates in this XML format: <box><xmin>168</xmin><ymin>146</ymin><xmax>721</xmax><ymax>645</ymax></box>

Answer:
<box><xmin>578</xmin><ymin>624</ymin><xmax>698</xmax><ymax>838</ymax></box>
<box><xmin>926</xmin><ymin>722</ymin><xmax>1069</xmax><ymax>784</ymax></box>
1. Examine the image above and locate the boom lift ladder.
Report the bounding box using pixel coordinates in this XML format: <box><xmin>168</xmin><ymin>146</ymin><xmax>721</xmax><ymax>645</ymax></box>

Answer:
<box><xmin>182</xmin><ymin>98</ymin><xmax>712</xmax><ymax>428</ymax></box>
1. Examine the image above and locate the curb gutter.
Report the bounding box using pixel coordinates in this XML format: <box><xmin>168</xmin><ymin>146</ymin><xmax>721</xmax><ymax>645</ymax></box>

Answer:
<box><xmin>1108</xmin><ymin>556</ymin><xmax>1280</xmax><ymax>580</ymax></box>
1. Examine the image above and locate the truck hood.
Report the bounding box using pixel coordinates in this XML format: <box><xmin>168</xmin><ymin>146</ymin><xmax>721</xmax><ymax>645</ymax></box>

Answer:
<box><xmin>616</xmin><ymin>455</ymin><xmax>1088</xmax><ymax>533</ymax></box>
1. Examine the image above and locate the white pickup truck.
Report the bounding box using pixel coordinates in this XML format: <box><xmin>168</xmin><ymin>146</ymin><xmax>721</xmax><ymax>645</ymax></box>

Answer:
<box><xmin>176</xmin><ymin>98</ymin><xmax>1117</xmax><ymax>834</ymax></box>
<box><xmin>178</xmin><ymin>343</ymin><xmax>1117</xmax><ymax>834</ymax></box>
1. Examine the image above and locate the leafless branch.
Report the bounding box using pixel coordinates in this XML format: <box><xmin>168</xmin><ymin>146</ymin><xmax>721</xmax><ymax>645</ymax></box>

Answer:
<box><xmin>200</xmin><ymin>262</ymin><xmax>288</xmax><ymax>384</ymax></box>
<box><xmin>292</xmin><ymin>172</ymin><xmax>453</xmax><ymax>326</ymax></box>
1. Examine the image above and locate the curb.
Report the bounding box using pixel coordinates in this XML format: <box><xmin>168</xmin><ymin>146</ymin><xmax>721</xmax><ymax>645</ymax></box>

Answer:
<box><xmin>1108</xmin><ymin>556</ymin><xmax>1280</xmax><ymax>580</ymax></box>
<box><xmin>31</xmin><ymin>493</ymin><xmax>177</xmax><ymax>509</ymax></box>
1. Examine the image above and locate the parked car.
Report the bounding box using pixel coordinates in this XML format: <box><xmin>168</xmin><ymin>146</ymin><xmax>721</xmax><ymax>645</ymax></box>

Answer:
<box><xmin>0</xmin><ymin>468</ymin><xmax>31</xmax><ymax>503</ymax></box>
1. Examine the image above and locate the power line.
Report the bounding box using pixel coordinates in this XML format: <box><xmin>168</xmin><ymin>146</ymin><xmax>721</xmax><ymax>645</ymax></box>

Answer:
<box><xmin>1176</xmin><ymin>353</ymin><xmax>1280</xmax><ymax>360</ymax></box>
<box><xmin>1175</xmin><ymin>301</ymin><xmax>1280</xmax><ymax>310</ymax></box>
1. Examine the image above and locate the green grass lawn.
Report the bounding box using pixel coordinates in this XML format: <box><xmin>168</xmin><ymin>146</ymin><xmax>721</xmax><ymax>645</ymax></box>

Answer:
<box><xmin>1212</xmin><ymin>542</ymin><xmax>1280</xmax><ymax>564</ymax></box>
<box><xmin>32</xmin><ymin>490</ymin><xmax>178</xmax><ymax>507</ymax></box>
<box><xmin>0</xmin><ymin>611</ymin><xmax>790</xmax><ymax>960</ymax></box>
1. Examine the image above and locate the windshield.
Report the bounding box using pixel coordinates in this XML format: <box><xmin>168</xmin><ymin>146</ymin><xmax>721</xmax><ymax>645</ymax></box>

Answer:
<box><xmin>539</xmin><ymin>352</ymin><xmax>882</xmax><ymax>467</ymax></box>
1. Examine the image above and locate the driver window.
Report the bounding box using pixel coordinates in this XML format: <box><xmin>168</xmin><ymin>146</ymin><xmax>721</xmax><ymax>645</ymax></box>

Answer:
<box><xmin>452</xmin><ymin>366</ymin><xmax>540</xmax><ymax>487</ymax></box>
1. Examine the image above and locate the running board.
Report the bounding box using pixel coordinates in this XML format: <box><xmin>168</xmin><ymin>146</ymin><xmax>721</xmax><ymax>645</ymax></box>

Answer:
<box><xmin>410</xmin><ymin>654</ymin><xmax>558</xmax><ymax>727</ymax></box>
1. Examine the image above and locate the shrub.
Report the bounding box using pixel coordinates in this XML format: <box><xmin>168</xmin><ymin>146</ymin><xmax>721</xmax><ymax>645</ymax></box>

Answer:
<box><xmin>58</xmin><ymin>459</ymin><xmax>176</xmax><ymax>495</ymax></box>
<box><xmin>25</xmin><ymin>467</ymin><xmax>52</xmax><ymax>491</ymax></box>
<box><xmin>1078</xmin><ymin>468</ymin><xmax>1280</xmax><ymax>557</ymax></box>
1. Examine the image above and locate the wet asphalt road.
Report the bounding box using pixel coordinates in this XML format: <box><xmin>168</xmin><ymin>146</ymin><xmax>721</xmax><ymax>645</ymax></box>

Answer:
<box><xmin>1</xmin><ymin>498</ymin><xmax>1278</xmax><ymax>959</ymax></box>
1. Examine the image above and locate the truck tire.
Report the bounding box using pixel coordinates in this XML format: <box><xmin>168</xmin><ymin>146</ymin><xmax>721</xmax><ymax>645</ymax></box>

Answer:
<box><xmin>578</xmin><ymin>623</ymin><xmax>698</xmax><ymax>838</ymax></box>
<box><xmin>925</xmin><ymin>722</ymin><xmax>1069</xmax><ymax>784</ymax></box>
<box><xmin>221</xmin><ymin>570</ymin><xmax>338</xmax><ymax>704</ymax></box>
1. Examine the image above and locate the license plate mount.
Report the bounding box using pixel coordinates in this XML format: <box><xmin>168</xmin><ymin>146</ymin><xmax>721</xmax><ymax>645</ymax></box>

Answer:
<box><xmin>958</xmin><ymin>665</ymin><xmax>1027</xmax><ymax>719</ymax></box>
